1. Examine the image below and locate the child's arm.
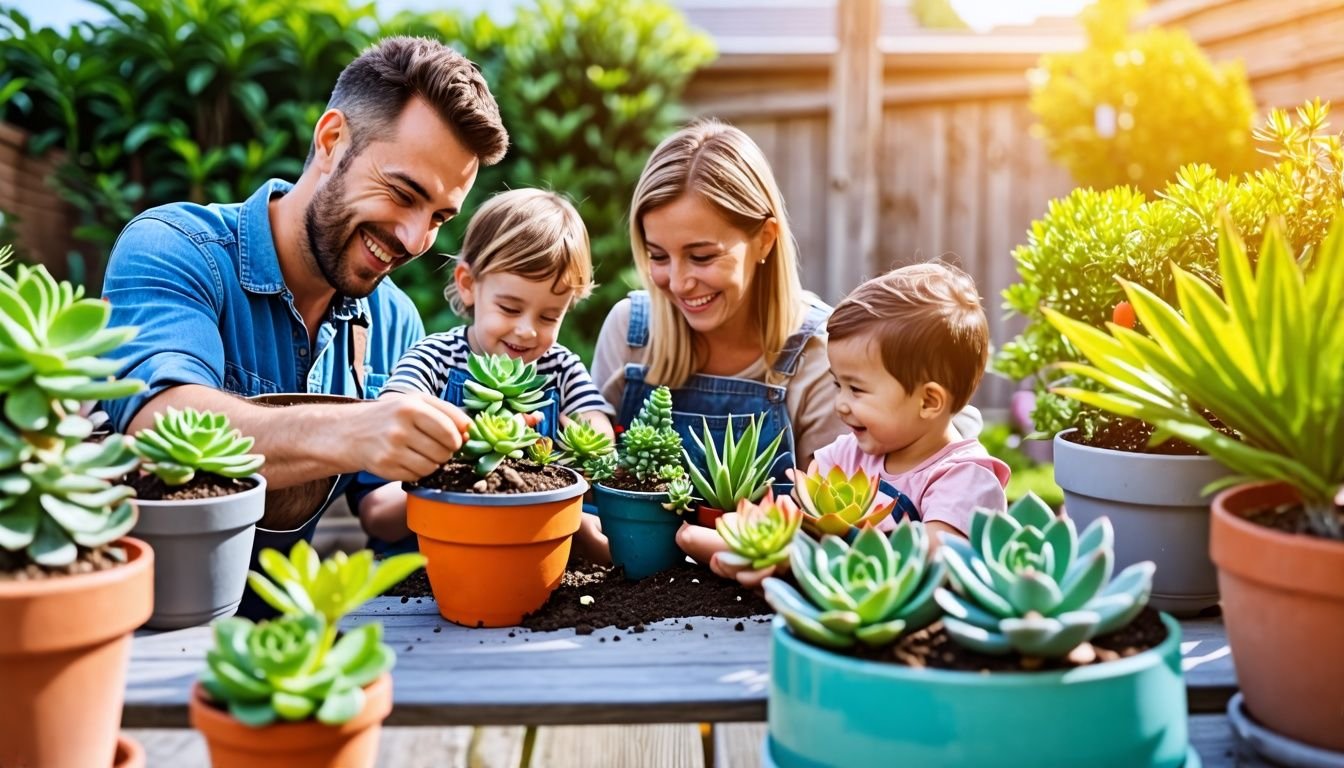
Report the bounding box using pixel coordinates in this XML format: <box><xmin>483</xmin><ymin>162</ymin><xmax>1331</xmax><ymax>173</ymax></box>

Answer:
<box><xmin>357</xmin><ymin>481</ymin><xmax>410</xmax><ymax>542</ymax></box>
<box><xmin>924</xmin><ymin>519</ymin><xmax>964</xmax><ymax>549</ymax></box>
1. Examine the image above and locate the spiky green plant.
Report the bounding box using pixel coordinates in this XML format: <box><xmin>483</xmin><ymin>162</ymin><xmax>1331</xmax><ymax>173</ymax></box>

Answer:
<box><xmin>458</xmin><ymin>411</ymin><xmax>541</xmax><ymax>476</ymax></box>
<box><xmin>787</xmin><ymin>463</ymin><xmax>895</xmax><ymax>537</ymax></box>
<box><xmin>764</xmin><ymin>521</ymin><xmax>945</xmax><ymax>649</ymax></box>
<box><xmin>614</xmin><ymin>386</ymin><xmax>683</xmax><ymax>486</ymax></box>
<box><xmin>684</xmin><ymin>414</ymin><xmax>782</xmax><ymax>512</ymax></box>
<box><xmin>129</xmin><ymin>406</ymin><xmax>264</xmax><ymax>485</ymax></box>
<box><xmin>935</xmin><ymin>493</ymin><xmax>1154</xmax><ymax>658</ymax></box>
<box><xmin>527</xmin><ymin>436</ymin><xmax>557</xmax><ymax>466</ymax></box>
<box><xmin>554</xmin><ymin>417</ymin><xmax>616</xmax><ymax>479</ymax></box>
<box><xmin>462</xmin><ymin>353</ymin><xmax>552</xmax><ymax>416</ymax></box>
<box><xmin>661</xmin><ymin>474</ymin><xmax>696</xmax><ymax>517</ymax></box>
<box><xmin>716</xmin><ymin>491</ymin><xmax>802</xmax><ymax>570</ymax></box>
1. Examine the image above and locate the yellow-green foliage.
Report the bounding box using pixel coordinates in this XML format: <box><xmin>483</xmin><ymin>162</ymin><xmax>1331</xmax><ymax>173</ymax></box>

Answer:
<box><xmin>1029</xmin><ymin>0</ymin><xmax>1258</xmax><ymax>192</ymax></box>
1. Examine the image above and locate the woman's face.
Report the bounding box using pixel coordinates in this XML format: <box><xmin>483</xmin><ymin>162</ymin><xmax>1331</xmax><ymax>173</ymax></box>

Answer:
<box><xmin>641</xmin><ymin>194</ymin><xmax>777</xmax><ymax>337</ymax></box>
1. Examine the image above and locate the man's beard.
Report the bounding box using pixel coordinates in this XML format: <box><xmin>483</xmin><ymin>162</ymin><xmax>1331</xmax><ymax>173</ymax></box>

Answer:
<box><xmin>303</xmin><ymin>162</ymin><xmax>404</xmax><ymax>299</ymax></box>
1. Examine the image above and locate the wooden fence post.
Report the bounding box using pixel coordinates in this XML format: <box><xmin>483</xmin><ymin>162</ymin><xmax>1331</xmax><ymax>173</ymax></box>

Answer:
<box><xmin>825</xmin><ymin>0</ymin><xmax>883</xmax><ymax>303</ymax></box>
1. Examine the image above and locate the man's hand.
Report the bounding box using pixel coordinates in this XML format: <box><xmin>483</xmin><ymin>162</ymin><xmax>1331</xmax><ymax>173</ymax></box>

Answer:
<box><xmin>352</xmin><ymin>392</ymin><xmax>472</xmax><ymax>481</ymax></box>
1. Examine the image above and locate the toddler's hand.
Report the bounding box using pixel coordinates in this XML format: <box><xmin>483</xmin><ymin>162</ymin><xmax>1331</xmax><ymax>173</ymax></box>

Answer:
<box><xmin>710</xmin><ymin>551</ymin><xmax>787</xmax><ymax>592</ymax></box>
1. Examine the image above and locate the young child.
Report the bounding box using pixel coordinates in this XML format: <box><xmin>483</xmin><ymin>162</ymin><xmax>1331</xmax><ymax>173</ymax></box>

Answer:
<box><xmin>358</xmin><ymin>188</ymin><xmax>615</xmax><ymax>548</ymax></box>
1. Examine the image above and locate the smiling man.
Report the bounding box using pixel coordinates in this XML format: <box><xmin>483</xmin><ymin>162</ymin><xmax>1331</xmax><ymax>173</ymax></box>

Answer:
<box><xmin>99</xmin><ymin>37</ymin><xmax>508</xmax><ymax>561</ymax></box>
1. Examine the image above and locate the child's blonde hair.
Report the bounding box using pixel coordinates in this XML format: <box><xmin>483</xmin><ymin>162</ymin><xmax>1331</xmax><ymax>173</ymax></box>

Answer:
<box><xmin>444</xmin><ymin>188</ymin><xmax>594</xmax><ymax>317</ymax></box>
<box><xmin>827</xmin><ymin>263</ymin><xmax>989</xmax><ymax>412</ymax></box>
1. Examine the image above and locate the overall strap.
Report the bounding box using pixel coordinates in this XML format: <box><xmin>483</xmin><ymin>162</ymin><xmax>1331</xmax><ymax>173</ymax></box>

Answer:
<box><xmin>348</xmin><ymin>317</ymin><xmax>369</xmax><ymax>399</ymax></box>
<box><xmin>772</xmin><ymin>300</ymin><xmax>832</xmax><ymax>377</ymax></box>
<box><xmin>627</xmin><ymin>290</ymin><xmax>651</xmax><ymax>348</ymax></box>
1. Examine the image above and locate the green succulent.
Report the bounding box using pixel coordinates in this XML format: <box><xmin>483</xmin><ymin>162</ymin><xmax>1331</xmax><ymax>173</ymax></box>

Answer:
<box><xmin>129</xmin><ymin>406</ymin><xmax>264</xmax><ymax>486</ymax></box>
<box><xmin>661</xmin><ymin>474</ymin><xmax>696</xmax><ymax>517</ymax></box>
<box><xmin>0</xmin><ymin>261</ymin><xmax>144</xmax><ymax>434</ymax></box>
<box><xmin>554</xmin><ymin>418</ymin><xmax>616</xmax><ymax>479</ymax></box>
<box><xmin>0</xmin><ymin>425</ymin><xmax>139</xmax><ymax>566</ymax></box>
<box><xmin>764</xmin><ymin>521</ymin><xmax>946</xmax><ymax>649</ymax></box>
<box><xmin>936</xmin><ymin>493</ymin><xmax>1154</xmax><ymax>658</ymax></box>
<box><xmin>586</xmin><ymin>451</ymin><xmax>617</xmax><ymax>483</ymax></box>
<box><xmin>457</xmin><ymin>411</ymin><xmax>541</xmax><ymax>476</ymax></box>
<box><xmin>615</xmin><ymin>386</ymin><xmax>683</xmax><ymax>485</ymax></box>
<box><xmin>526</xmin><ymin>436</ymin><xmax>557</xmax><ymax>466</ymax></box>
<box><xmin>716</xmin><ymin>491</ymin><xmax>802</xmax><ymax>570</ymax></box>
<box><xmin>787</xmin><ymin>464</ymin><xmax>896</xmax><ymax>537</ymax></box>
<box><xmin>685</xmin><ymin>414</ymin><xmax>783</xmax><ymax>512</ymax></box>
<box><xmin>462</xmin><ymin>353</ymin><xmax>552</xmax><ymax>416</ymax></box>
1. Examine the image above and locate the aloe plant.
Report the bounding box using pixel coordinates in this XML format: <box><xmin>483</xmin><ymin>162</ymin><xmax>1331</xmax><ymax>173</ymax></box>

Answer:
<box><xmin>201</xmin><ymin>541</ymin><xmax>424</xmax><ymax>728</ymax></box>
<box><xmin>786</xmin><ymin>463</ymin><xmax>895</xmax><ymax>537</ymax></box>
<box><xmin>763</xmin><ymin>521</ymin><xmax>946</xmax><ymax>649</ymax></box>
<box><xmin>129</xmin><ymin>406</ymin><xmax>264</xmax><ymax>485</ymax></box>
<box><xmin>462</xmin><ymin>352</ymin><xmax>552</xmax><ymax>416</ymax></box>
<box><xmin>615</xmin><ymin>386</ymin><xmax>683</xmax><ymax>486</ymax></box>
<box><xmin>716</xmin><ymin>491</ymin><xmax>802</xmax><ymax>570</ymax></box>
<box><xmin>554</xmin><ymin>418</ymin><xmax>616</xmax><ymax>479</ymax></box>
<box><xmin>684</xmin><ymin>414</ymin><xmax>783</xmax><ymax>511</ymax></box>
<box><xmin>458</xmin><ymin>412</ymin><xmax>541</xmax><ymax>476</ymax></box>
<box><xmin>935</xmin><ymin>493</ymin><xmax>1154</xmax><ymax>657</ymax></box>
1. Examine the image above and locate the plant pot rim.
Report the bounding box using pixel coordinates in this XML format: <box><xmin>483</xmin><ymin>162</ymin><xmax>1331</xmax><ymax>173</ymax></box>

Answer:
<box><xmin>1054</xmin><ymin>429</ymin><xmax>1218</xmax><ymax>463</ymax></box>
<box><xmin>593</xmin><ymin>482</ymin><xmax>668</xmax><ymax>499</ymax></box>
<box><xmin>1227</xmin><ymin>692</ymin><xmax>1344</xmax><ymax>768</ymax></box>
<box><xmin>190</xmin><ymin>672</ymin><xmax>392</xmax><ymax>739</ymax></box>
<box><xmin>130</xmin><ymin>473</ymin><xmax>268</xmax><ymax>507</ymax></box>
<box><xmin>0</xmin><ymin>535</ymin><xmax>152</xmax><ymax>598</ymax></box>
<box><xmin>1213</xmin><ymin>481</ymin><xmax>1344</xmax><ymax>556</ymax></box>
<box><xmin>407</xmin><ymin>465</ymin><xmax>587</xmax><ymax>507</ymax></box>
<box><xmin>770</xmin><ymin>612</ymin><xmax>1182</xmax><ymax>685</ymax></box>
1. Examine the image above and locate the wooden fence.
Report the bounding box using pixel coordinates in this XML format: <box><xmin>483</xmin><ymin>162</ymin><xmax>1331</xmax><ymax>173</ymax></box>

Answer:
<box><xmin>0</xmin><ymin>123</ymin><xmax>80</xmax><ymax>279</ymax></box>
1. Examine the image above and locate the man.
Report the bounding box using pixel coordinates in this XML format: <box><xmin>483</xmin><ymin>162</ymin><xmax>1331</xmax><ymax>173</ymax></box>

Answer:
<box><xmin>100</xmin><ymin>37</ymin><xmax>507</xmax><ymax>559</ymax></box>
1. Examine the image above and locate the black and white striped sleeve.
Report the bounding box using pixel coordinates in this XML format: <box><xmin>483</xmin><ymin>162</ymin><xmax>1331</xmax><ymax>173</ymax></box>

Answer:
<box><xmin>381</xmin><ymin>330</ymin><xmax>467</xmax><ymax>398</ymax></box>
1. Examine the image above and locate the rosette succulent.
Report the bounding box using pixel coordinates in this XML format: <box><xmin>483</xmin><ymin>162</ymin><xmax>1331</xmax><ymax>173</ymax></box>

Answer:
<box><xmin>685</xmin><ymin>414</ymin><xmax>782</xmax><ymax>511</ymax></box>
<box><xmin>763</xmin><ymin>521</ymin><xmax>946</xmax><ymax>649</ymax></box>
<box><xmin>786</xmin><ymin>463</ymin><xmax>896</xmax><ymax>537</ymax></box>
<box><xmin>129</xmin><ymin>407</ymin><xmax>264</xmax><ymax>485</ymax></box>
<box><xmin>458</xmin><ymin>412</ymin><xmax>541</xmax><ymax>476</ymax></box>
<box><xmin>935</xmin><ymin>493</ymin><xmax>1155</xmax><ymax>658</ymax></box>
<box><xmin>554</xmin><ymin>418</ymin><xmax>616</xmax><ymax>479</ymax></box>
<box><xmin>614</xmin><ymin>386</ymin><xmax>683</xmax><ymax>486</ymax></box>
<box><xmin>661</xmin><ymin>474</ymin><xmax>696</xmax><ymax>517</ymax></box>
<box><xmin>716</xmin><ymin>491</ymin><xmax>802</xmax><ymax>570</ymax></box>
<box><xmin>526</xmin><ymin>437</ymin><xmax>557</xmax><ymax>465</ymax></box>
<box><xmin>462</xmin><ymin>353</ymin><xmax>552</xmax><ymax>416</ymax></box>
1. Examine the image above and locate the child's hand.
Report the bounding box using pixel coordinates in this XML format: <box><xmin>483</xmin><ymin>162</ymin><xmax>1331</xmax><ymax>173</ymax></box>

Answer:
<box><xmin>709</xmin><ymin>551</ymin><xmax>786</xmax><ymax>591</ymax></box>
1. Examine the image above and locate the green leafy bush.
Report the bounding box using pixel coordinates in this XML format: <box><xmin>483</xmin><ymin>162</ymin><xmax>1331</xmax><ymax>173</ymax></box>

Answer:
<box><xmin>1029</xmin><ymin>0</ymin><xmax>1257</xmax><ymax>193</ymax></box>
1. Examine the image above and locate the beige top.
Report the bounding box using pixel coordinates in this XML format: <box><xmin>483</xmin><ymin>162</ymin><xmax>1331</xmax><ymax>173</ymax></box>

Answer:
<box><xmin>590</xmin><ymin>297</ymin><xmax>845</xmax><ymax>467</ymax></box>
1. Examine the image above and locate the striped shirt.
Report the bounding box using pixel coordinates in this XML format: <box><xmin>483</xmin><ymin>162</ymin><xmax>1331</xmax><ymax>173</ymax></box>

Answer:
<box><xmin>382</xmin><ymin>325</ymin><xmax>614</xmax><ymax>416</ymax></box>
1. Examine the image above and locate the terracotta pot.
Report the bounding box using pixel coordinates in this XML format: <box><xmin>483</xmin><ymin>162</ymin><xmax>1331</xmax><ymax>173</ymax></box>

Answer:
<box><xmin>407</xmin><ymin>467</ymin><xmax>587</xmax><ymax>627</ymax></box>
<box><xmin>695</xmin><ymin>504</ymin><xmax>727</xmax><ymax>528</ymax></box>
<box><xmin>190</xmin><ymin>673</ymin><xmax>392</xmax><ymax>768</ymax></box>
<box><xmin>114</xmin><ymin>733</ymin><xmax>145</xmax><ymax>768</ymax></box>
<box><xmin>0</xmin><ymin>537</ymin><xmax>154</xmax><ymax>768</ymax></box>
<box><xmin>1210</xmin><ymin>482</ymin><xmax>1344</xmax><ymax>752</ymax></box>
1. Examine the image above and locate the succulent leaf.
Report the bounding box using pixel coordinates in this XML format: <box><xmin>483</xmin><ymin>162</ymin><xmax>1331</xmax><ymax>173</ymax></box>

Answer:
<box><xmin>788</xmin><ymin>461</ymin><xmax>895</xmax><ymax>537</ymax></box>
<box><xmin>130</xmin><ymin>407</ymin><xmax>264</xmax><ymax>486</ymax></box>
<box><xmin>614</xmin><ymin>386</ymin><xmax>683</xmax><ymax>485</ymax></box>
<box><xmin>461</xmin><ymin>352</ymin><xmax>551</xmax><ymax>416</ymax></box>
<box><xmin>714</xmin><ymin>491</ymin><xmax>802</xmax><ymax>569</ymax></box>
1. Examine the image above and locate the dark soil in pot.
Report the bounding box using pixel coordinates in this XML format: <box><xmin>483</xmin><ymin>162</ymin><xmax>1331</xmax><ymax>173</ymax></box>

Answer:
<box><xmin>597</xmin><ymin>468</ymin><xmax>670</xmax><ymax>494</ymax></box>
<box><xmin>0</xmin><ymin>544</ymin><xmax>127</xmax><ymax>581</ymax></box>
<box><xmin>1067</xmin><ymin>414</ymin><xmax>1236</xmax><ymax>455</ymax></box>
<box><xmin>411</xmin><ymin>459</ymin><xmax>573</xmax><ymax>494</ymax></box>
<box><xmin>847</xmin><ymin>606</ymin><xmax>1169</xmax><ymax>672</ymax></box>
<box><xmin>1242</xmin><ymin>500</ymin><xmax>1344</xmax><ymax>537</ymax></box>
<box><xmin>127</xmin><ymin>471</ymin><xmax>256</xmax><ymax>501</ymax></box>
<box><xmin>389</xmin><ymin>558</ymin><xmax>772</xmax><ymax>632</ymax></box>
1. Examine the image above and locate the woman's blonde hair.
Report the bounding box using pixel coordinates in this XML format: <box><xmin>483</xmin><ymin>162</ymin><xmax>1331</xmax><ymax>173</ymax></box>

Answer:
<box><xmin>629</xmin><ymin>120</ymin><xmax>804</xmax><ymax>387</ymax></box>
<box><xmin>445</xmin><ymin>188</ymin><xmax>594</xmax><ymax>318</ymax></box>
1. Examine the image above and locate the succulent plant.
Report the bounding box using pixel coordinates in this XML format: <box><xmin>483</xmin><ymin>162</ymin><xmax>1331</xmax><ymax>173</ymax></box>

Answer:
<box><xmin>462</xmin><ymin>352</ymin><xmax>552</xmax><ymax>416</ymax></box>
<box><xmin>684</xmin><ymin>414</ymin><xmax>783</xmax><ymax>512</ymax></box>
<box><xmin>661</xmin><ymin>474</ymin><xmax>696</xmax><ymax>518</ymax></box>
<box><xmin>526</xmin><ymin>436</ymin><xmax>557</xmax><ymax>466</ymax></box>
<box><xmin>554</xmin><ymin>418</ymin><xmax>616</xmax><ymax>479</ymax></box>
<box><xmin>586</xmin><ymin>451</ymin><xmax>617</xmax><ymax>483</ymax></box>
<box><xmin>129</xmin><ymin>406</ymin><xmax>264</xmax><ymax>485</ymax></box>
<box><xmin>457</xmin><ymin>411</ymin><xmax>541</xmax><ymax>476</ymax></box>
<box><xmin>715</xmin><ymin>490</ymin><xmax>802</xmax><ymax>570</ymax></box>
<box><xmin>615</xmin><ymin>386</ymin><xmax>683</xmax><ymax>486</ymax></box>
<box><xmin>764</xmin><ymin>521</ymin><xmax>946</xmax><ymax>649</ymax></box>
<box><xmin>786</xmin><ymin>463</ymin><xmax>896</xmax><ymax>537</ymax></box>
<box><xmin>935</xmin><ymin>493</ymin><xmax>1154</xmax><ymax>658</ymax></box>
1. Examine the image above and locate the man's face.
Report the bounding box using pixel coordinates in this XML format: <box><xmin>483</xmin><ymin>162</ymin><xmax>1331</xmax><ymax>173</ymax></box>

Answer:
<box><xmin>305</xmin><ymin>98</ymin><xmax>480</xmax><ymax>298</ymax></box>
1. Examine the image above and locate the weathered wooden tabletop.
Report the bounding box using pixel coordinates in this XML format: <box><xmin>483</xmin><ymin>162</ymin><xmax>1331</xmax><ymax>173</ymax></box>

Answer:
<box><xmin>123</xmin><ymin>597</ymin><xmax>1236</xmax><ymax>729</ymax></box>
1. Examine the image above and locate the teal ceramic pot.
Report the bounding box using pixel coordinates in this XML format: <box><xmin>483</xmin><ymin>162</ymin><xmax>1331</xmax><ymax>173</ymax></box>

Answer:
<box><xmin>594</xmin><ymin>483</ymin><xmax>684</xmax><ymax>580</ymax></box>
<box><xmin>765</xmin><ymin>614</ymin><xmax>1197</xmax><ymax>768</ymax></box>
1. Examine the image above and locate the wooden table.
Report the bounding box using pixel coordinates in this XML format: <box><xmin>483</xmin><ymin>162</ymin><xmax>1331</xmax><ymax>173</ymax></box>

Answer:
<box><xmin>125</xmin><ymin>599</ymin><xmax>1251</xmax><ymax>766</ymax></box>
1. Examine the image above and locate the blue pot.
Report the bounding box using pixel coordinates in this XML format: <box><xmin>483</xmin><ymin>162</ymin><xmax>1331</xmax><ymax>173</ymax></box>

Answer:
<box><xmin>766</xmin><ymin>614</ymin><xmax>1197</xmax><ymax>768</ymax></box>
<box><xmin>594</xmin><ymin>483</ymin><xmax>684</xmax><ymax>580</ymax></box>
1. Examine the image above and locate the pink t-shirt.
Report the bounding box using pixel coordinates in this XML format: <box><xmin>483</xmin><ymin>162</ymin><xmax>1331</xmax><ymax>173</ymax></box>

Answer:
<box><xmin>813</xmin><ymin>434</ymin><xmax>1011</xmax><ymax>535</ymax></box>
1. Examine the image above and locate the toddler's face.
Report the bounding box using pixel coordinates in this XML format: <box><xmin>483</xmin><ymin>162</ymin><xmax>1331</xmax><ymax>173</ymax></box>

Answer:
<box><xmin>457</xmin><ymin>268</ymin><xmax>573</xmax><ymax>363</ymax></box>
<box><xmin>826</xmin><ymin>335</ymin><xmax>926</xmax><ymax>456</ymax></box>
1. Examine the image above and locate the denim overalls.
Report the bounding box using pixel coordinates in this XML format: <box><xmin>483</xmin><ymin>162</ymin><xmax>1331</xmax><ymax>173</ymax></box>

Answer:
<box><xmin>616</xmin><ymin>291</ymin><xmax>829</xmax><ymax>496</ymax></box>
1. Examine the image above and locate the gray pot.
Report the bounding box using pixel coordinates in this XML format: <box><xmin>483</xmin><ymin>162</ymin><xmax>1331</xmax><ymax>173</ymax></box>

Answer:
<box><xmin>1053</xmin><ymin>430</ymin><xmax>1226</xmax><ymax>616</ymax></box>
<box><xmin>131</xmin><ymin>474</ymin><xmax>266</xmax><ymax>630</ymax></box>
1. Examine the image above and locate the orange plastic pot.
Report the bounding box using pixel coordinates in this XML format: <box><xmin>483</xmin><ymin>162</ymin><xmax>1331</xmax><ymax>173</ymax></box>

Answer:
<box><xmin>0</xmin><ymin>537</ymin><xmax>154</xmax><ymax>768</ymax></box>
<box><xmin>1211</xmin><ymin>482</ymin><xmax>1344</xmax><ymax>752</ymax></box>
<box><xmin>407</xmin><ymin>467</ymin><xmax>587</xmax><ymax>627</ymax></box>
<box><xmin>190</xmin><ymin>673</ymin><xmax>392</xmax><ymax>768</ymax></box>
<box><xmin>695</xmin><ymin>504</ymin><xmax>728</xmax><ymax>528</ymax></box>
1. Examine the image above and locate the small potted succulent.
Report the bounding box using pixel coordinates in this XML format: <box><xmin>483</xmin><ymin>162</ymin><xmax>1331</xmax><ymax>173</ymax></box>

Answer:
<box><xmin>713</xmin><ymin>491</ymin><xmax>801</xmax><ymax>572</ymax></box>
<box><xmin>684</xmin><ymin>413</ymin><xmax>782</xmax><ymax>528</ymax></box>
<box><xmin>553</xmin><ymin>417</ymin><xmax>617</xmax><ymax>483</ymax></box>
<box><xmin>1046</xmin><ymin>217</ymin><xmax>1344</xmax><ymax>759</ymax></box>
<box><xmin>406</xmin><ymin>353</ymin><xmax>587</xmax><ymax>627</ymax></box>
<box><xmin>190</xmin><ymin>540</ymin><xmax>425</xmax><ymax>768</ymax></box>
<box><xmin>787</xmin><ymin>463</ymin><xmax>894</xmax><ymax>538</ymax></box>
<box><xmin>126</xmin><ymin>406</ymin><xmax>266</xmax><ymax>629</ymax></box>
<box><xmin>0</xmin><ymin>251</ymin><xmax>154</xmax><ymax>768</ymax></box>
<box><xmin>762</xmin><ymin>495</ymin><xmax>1191</xmax><ymax>768</ymax></box>
<box><xmin>593</xmin><ymin>386</ymin><xmax>689</xmax><ymax>580</ymax></box>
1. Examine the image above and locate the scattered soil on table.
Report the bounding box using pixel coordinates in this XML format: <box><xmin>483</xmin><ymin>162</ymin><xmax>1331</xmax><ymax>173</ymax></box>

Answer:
<box><xmin>126</xmin><ymin>471</ymin><xmax>256</xmax><ymax>501</ymax></box>
<box><xmin>1243</xmin><ymin>501</ymin><xmax>1344</xmax><ymax>537</ymax></box>
<box><xmin>0</xmin><ymin>544</ymin><xmax>127</xmax><ymax>582</ymax></box>
<box><xmin>847</xmin><ymin>606</ymin><xmax>1169</xmax><ymax>672</ymax></box>
<box><xmin>412</xmin><ymin>459</ymin><xmax>574</xmax><ymax>494</ymax></box>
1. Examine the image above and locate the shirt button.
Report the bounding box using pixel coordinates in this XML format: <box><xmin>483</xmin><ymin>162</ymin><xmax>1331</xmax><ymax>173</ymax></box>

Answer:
<box><xmin>298</xmin><ymin>347</ymin><xmax>308</xmax><ymax>357</ymax></box>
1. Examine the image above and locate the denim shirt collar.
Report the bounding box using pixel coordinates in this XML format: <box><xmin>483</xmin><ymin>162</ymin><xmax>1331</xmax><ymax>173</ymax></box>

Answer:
<box><xmin>239</xmin><ymin>178</ymin><xmax>370</xmax><ymax>323</ymax></box>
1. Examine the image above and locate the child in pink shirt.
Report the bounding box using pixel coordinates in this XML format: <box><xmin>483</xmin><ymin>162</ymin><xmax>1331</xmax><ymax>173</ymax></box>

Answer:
<box><xmin>818</xmin><ymin>262</ymin><xmax>1008</xmax><ymax>541</ymax></box>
